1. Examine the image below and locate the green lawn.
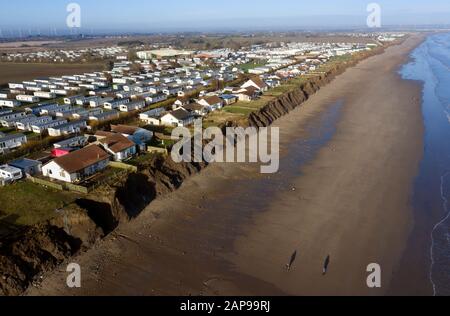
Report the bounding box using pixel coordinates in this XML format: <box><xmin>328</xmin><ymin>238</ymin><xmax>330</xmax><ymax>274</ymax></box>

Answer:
<box><xmin>127</xmin><ymin>152</ymin><xmax>158</xmax><ymax>167</ymax></box>
<box><xmin>223</xmin><ymin>106</ymin><xmax>256</xmax><ymax>116</ymax></box>
<box><xmin>238</xmin><ymin>60</ymin><xmax>268</xmax><ymax>73</ymax></box>
<box><xmin>0</xmin><ymin>127</ymin><xmax>14</xmax><ymax>134</ymax></box>
<box><xmin>0</xmin><ymin>181</ymin><xmax>80</xmax><ymax>228</ymax></box>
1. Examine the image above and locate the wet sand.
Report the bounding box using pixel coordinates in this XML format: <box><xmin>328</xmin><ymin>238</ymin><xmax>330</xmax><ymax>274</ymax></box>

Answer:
<box><xmin>27</xmin><ymin>34</ymin><xmax>426</xmax><ymax>296</ymax></box>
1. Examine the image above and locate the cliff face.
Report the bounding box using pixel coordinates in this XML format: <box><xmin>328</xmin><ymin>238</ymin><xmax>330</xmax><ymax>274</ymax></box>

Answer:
<box><xmin>0</xmin><ymin>45</ymin><xmax>386</xmax><ymax>296</ymax></box>
<box><xmin>0</xmin><ymin>157</ymin><xmax>208</xmax><ymax>295</ymax></box>
<box><xmin>0</xmin><ymin>208</ymin><xmax>100</xmax><ymax>296</ymax></box>
<box><xmin>247</xmin><ymin>61</ymin><xmax>360</xmax><ymax>128</ymax></box>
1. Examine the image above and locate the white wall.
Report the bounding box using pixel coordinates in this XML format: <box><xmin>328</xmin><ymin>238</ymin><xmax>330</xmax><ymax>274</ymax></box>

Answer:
<box><xmin>42</xmin><ymin>161</ymin><xmax>74</xmax><ymax>183</ymax></box>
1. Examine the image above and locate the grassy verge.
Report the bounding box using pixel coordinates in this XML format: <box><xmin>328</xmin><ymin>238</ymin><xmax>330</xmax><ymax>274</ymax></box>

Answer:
<box><xmin>0</xmin><ymin>181</ymin><xmax>80</xmax><ymax>230</ymax></box>
<box><xmin>238</xmin><ymin>60</ymin><xmax>268</xmax><ymax>73</ymax></box>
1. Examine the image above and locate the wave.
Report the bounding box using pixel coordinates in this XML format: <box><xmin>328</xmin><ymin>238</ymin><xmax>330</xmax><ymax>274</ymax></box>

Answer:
<box><xmin>402</xmin><ymin>32</ymin><xmax>450</xmax><ymax>295</ymax></box>
<box><xmin>430</xmin><ymin>172</ymin><xmax>450</xmax><ymax>296</ymax></box>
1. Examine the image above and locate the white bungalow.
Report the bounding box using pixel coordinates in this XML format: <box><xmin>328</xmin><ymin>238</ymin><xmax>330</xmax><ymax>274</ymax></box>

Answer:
<box><xmin>160</xmin><ymin>108</ymin><xmax>195</xmax><ymax>127</ymax></box>
<box><xmin>42</xmin><ymin>145</ymin><xmax>110</xmax><ymax>183</ymax></box>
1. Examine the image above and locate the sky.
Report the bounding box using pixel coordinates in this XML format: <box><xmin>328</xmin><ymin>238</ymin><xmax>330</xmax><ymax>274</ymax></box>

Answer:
<box><xmin>1</xmin><ymin>0</ymin><xmax>450</xmax><ymax>35</ymax></box>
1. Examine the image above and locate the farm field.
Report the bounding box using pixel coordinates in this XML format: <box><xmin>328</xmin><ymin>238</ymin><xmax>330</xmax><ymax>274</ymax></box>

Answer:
<box><xmin>0</xmin><ymin>62</ymin><xmax>106</xmax><ymax>86</ymax></box>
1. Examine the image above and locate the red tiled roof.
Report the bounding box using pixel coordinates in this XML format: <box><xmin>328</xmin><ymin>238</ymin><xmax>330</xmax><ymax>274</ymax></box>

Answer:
<box><xmin>53</xmin><ymin>145</ymin><xmax>109</xmax><ymax>173</ymax></box>
<box><xmin>99</xmin><ymin>133</ymin><xmax>135</xmax><ymax>154</ymax></box>
<box><xmin>249</xmin><ymin>77</ymin><xmax>267</xmax><ymax>89</ymax></box>
<box><xmin>201</xmin><ymin>95</ymin><xmax>222</xmax><ymax>105</ymax></box>
<box><xmin>111</xmin><ymin>124</ymin><xmax>139</xmax><ymax>135</ymax></box>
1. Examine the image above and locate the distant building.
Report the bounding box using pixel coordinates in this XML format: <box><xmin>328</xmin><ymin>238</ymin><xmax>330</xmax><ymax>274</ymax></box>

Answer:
<box><xmin>119</xmin><ymin>100</ymin><xmax>145</xmax><ymax>112</ymax></box>
<box><xmin>0</xmin><ymin>99</ymin><xmax>21</xmax><ymax>108</ymax></box>
<box><xmin>0</xmin><ymin>133</ymin><xmax>28</xmax><ymax>153</ymax></box>
<box><xmin>110</xmin><ymin>124</ymin><xmax>153</xmax><ymax>151</ymax></box>
<box><xmin>104</xmin><ymin>98</ymin><xmax>130</xmax><ymax>110</ymax></box>
<box><xmin>198</xmin><ymin>95</ymin><xmax>224</xmax><ymax>111</ymax></box>
<box><xmin>47</xmin><ymin>120</ymin><xmax>87</xmax><ymax>137</ymax></box>
<box><xmin>99</xmin><ymin>133</ymin><xmax>137</xmax><ymax>161</ymax></box>
<box><xmin>139</xmin><ymin>108</ymin><xmax>166</xmax><ymax>125</ymax></box>
<box><xmin>0</xmin><ymin>164</ymin><xmax>23</xmax><ymax>182</ymax></box>
<box><xmin>220</xmin><ymin>94</ymin><xmax>238</xmax><ymax>105</ymax></box>
<box><xmin>137</xmin><ymin>49</ymin><xmax>194</xmax><ymax>60</ymax></box>
<box><xmin>53</xmin><ymin>136</ymin><xmax>88</xmax><ymax>149</ymax></box>
<box><xmin>182</xmin><ymin>103</ymin><xmax>208</xmax><ymax>117</ymax></box>
<box><xmin>241</xmin><ymin>77</ymin><xmax>268</xmax><ymax>92</ymax></box>
<box><xmin>9</xmin><ymin>158</ymin><xmax>42</xmax><ymax>176</ymax></box>
<box><xmin>31</xmin><ymin>118</ymin><xmax>68</xmax><ymax>134</ymax></box>
<box><xmin>89</xmin><ymin>110</ymin><xmax>120</xmax><ymax>122</ymax></box>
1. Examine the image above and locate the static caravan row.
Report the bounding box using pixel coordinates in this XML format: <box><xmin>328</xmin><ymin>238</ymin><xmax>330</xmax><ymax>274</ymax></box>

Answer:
<box><xmin>0</xmin><ymin>133</ymin><xmax>27</xmax><ymax>152</ymax></box>
<box><xmin>145</xmin><ymin>93</ymin><xmax>168</xmax><ymax>105</ymax></box>
<box><xmin>25</xmin><ymin>86</ymin><xmax>42</xmax><ymax>92</ymax></box>
<box><xmin>50</xmin><ymin>89</ymin><xmax>68</xmax><ymax>96</ymax></box>
<box><xmin>48</xmin><ymin>120</ymin><xmax>87</xmax><ymax>137</ymax></box>
<box><xmin>0</xmin><ymin>99</ymin><xmax>21</xmax><ymax>108</ymax></box>
<box><xmin>34</xmin><ymin>91</ymin><xmax>57</xmax><ymax>99</ymax></box>
<box><xmin>0</xmin><ymin>92</ymin><xmax>11</xmax><ymax>99</ymax></box>
<box><xmin>76</xmin><ymin>96</ymin><xmax>100</xmax><ymax>106</ymax></box>
<box><xmin>54</xmin><ymin>136</ymin><xmax>87</xmax><ymax>149</ymax></box>
<box><xmin>89</xmin><ymin>110</ymin><xmax>120</xmax><ymax>121</ymax></box>
<box><xmin>0</xmin><ymin>111</ymin><xmax>26</xmax><ymax>120</ymax></box>
<box><xmin>90</xmin><ymin>97</ymin><xmax>113</xmax><ymax>108</ymax></box>
<box><xmin>29</xmin><ymin>103</ymin><xmax>58</xmax><ymax>115</ymax></box>
<box><xmin>139</xmin><ymin>107</ymin><xmax>166</xmax><ymax>125</ymax></box>
<box><xmin>119</xmin><ymin>100</ymin><xmax>145</xmax><ymax>112</ymax></box>
<box><xmin>8</xmin><ymin>83</ymin><xmax>24</xmax><ymax>89</ymax></box>
<box><xmin>64</xmin><ymin>95</ymin><xmax>83</xmax><ymax>105</ymax></box>
<box><xmin>16</xmin><ymin>115</ymin><xmax>53</xmax><ymax>131</ymax></box>
<box><xmin>104</xmin><ymin>98</ymin><xmax>130</xmax><ymax>110</ymax></box>
<box><xmin>40</xmin><ymin>104</ymin><xmax>72</xmax><ymax>116</ymax></box>
<box><xmin>31</xmin><ymin>118</ymin><xmax>68</xmax><ymax>134</ymax></box>
<box><xmin>16</xmin><ymin>95</ymin><xmax>39</xmax><ymax>103</ymax></box>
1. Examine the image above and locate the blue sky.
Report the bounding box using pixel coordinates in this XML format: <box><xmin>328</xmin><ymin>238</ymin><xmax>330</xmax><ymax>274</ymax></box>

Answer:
<box><xmin>1</xmin><ymin>0</ymin><xmax>450</xmax><ymax>34</ymax></box>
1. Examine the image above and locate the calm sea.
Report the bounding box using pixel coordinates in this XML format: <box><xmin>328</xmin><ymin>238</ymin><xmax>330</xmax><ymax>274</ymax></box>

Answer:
<box><xmin>401</xmin><ymin>32</ymin><xmax>450</xmax><ymax>296</ymax></box>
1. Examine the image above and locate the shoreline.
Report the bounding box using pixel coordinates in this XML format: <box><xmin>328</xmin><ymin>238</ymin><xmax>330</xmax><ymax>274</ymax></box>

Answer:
<box><xmin>389</xmin><ymin>32</ymin><xmax>450</xmax><ymax>296</ymax></box>
<box><xmin>26</xmin><ymin>34</ymin><xmax>427</xmax><ymax>296</ymax></box>
<box><xmin>229</xmin><ymin>35</ymin><xmax>426</xmax><ymax>295</ymax></box>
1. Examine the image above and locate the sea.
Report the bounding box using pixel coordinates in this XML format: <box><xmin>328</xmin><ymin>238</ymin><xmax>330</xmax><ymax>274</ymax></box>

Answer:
<box><xmin>400</xmin><ymin>32</ymin><xmax>450</xmax><ymax>296</ymax></box>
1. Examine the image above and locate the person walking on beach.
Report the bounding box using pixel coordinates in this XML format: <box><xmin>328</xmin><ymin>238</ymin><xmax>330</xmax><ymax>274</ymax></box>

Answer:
<box><xmin>322</xmin><ymin>255</ymin><xmax>330</xmax><ymax>275</ymax></box>
<box><xmin>286</xmin><ymin>250</ymin><xmax>297</xmax><ymax>271</ymax></box>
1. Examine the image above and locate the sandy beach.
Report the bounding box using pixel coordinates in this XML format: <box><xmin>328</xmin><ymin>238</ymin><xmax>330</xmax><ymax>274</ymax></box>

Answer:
<box><xmin>27</xmin><ymin>34</ymin><xmax>426</xmax><ymax>296</ymax></box>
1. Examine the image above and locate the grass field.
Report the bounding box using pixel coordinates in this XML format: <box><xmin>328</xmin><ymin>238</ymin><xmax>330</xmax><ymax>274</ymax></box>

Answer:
<box><xmin>0</xmin><ymin>181</ymin><xmax>80</xmax><ymax>230</ymax></box>
<box><xmin>223</xmin><ymin>106</ymin><xmax>255</xmax><ymax>116</ymax></box>
<box><xmin>238</xmin><ymin>60</ymin><xmax>268</xmax><ymax>73</ymax></box>
<box><xmin>202</xmin><ymin>111</ymin><xmax>247</xmax><ymax>129</ymax></box>
<box><xmin>0</xmin><ymin>62</ymin><xmax>106</xmax><ymax>86</ymax></box>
